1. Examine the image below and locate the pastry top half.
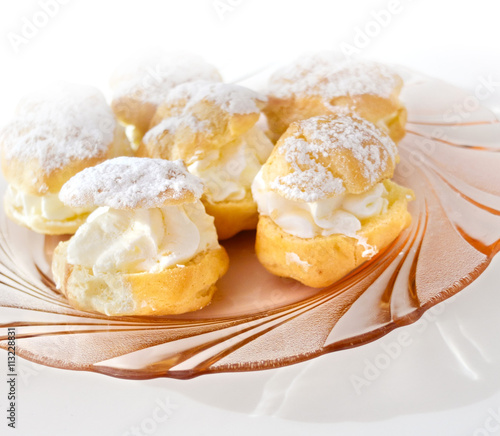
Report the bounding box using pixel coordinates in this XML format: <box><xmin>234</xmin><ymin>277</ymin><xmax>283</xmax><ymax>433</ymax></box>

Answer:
<box><xmin>60</xmin><ymin>156</ymin><xmax>204</xmax><ymax>210</ymax></box>
<box><xmin>139</xmin><ymin>81</ymin><xmax>273</xmax><ymax>206</ymax></box>
<box><xmin>0</xmin><ymin>82</ymin><xmax>131</xmax><ymax>196</ymax></box>
<box><xmin>142</xmin><ymin>80</ymin><xmax>268</xmax><ymax>162</ymax></box>
<box><xmin>110</xmin><ymin>52</ymin><xmax>222</xmax><ymax>135</ymax></box>
<box><xmin>264</xmin><ymin>52</ymin><xmax>406</xmax><ymax>141</ymax></box>
<box><xmin>261</xmin><ymin>112</ymin><xmax>397</xmax><ymax>200</ymax></box>
<box><xmin>253</xmin><ymin>112</ymin><xmax>401</xmax><ymax>241</ymax></box>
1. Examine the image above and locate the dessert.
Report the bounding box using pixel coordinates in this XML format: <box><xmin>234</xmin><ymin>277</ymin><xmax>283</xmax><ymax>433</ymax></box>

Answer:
<box><xmin>252</xmin><ymin>113</ymin><xmax>414</xmax><ymax>287</ymax></box>
<box><xmin>52</xmin><ymin>157</ymin><xmax>229</xmax><ymax>316</ymax></box>
<box><xmin>0</xmin><ymin>83</ymin><xmax>132</xmax><ymax>235</ymax></box>
<box><xmin>264</xmin><ymin>52</ymin><xmax>407</xmax><ymax>143</ymax></box>
<box><xmin>110</xmin><ymin>52</ymin><xmax>222</xmax><ymax>146</ymax></box>
<box><xmin>0</xmin><ymin>52</ymin><xmax>417</xmax><ymax>311</ymax></box>
<box><xmin>138</xmin><ymin>81</ymin><xmax>274</xmax><ymax>239</ymax></box>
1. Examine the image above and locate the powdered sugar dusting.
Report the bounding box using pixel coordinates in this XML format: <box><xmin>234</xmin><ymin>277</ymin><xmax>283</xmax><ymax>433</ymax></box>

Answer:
<box><xmin>270</xmin><ymin>114</ymin><xmax>397</xmax><ymax>202</ymax></box>
<box><xmin>143</xmin><ymin>116</ymin><xmax>208</xmax><ymax>143</ymax></box>
<box><xmin>302</xmin><ymin>113</ymin><xmax>397</xmax><ymax>182</ymax></box>
<box><xmin>0</xmin><ymin>83</ymin><xmax>116</xmax><ymax>173</ymax></box>
<box><xmin>166</xmin><ymin>81</ymin><xmax>266</xmax><ymax>115</ymax></box>
<box><xmin>59</xmin><ymin>157</ymin><xmax>204</xmax><ymax>209</ymax></box>
<box><xmin>111</xmin><ymin>53</ymin><xmax>222</xmax><ymax>105</ymax></box>
<box><xmin>268</xmin><ymin>52</ymin><xmax>398</xmax><ymax>100</ymax></box>
<box><xmin>270</xmin><ymin>149</ymin><xmax>346</xmax><ymax>201</ymax></box>
<box><xmin>144</xmin><ymin>81</ymin><xmax>266</xmax><ymax>142</ymax></box>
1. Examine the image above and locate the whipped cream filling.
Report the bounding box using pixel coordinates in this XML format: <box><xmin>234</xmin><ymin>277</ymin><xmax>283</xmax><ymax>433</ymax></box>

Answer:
<box><xmin>6</xmin><ymin>185</ymin><xmax>92</xmax><ymax>222</ymax></box>
<box><xmin>187</xmin><ymin>126</ymin><xmax>273</xmax><ymax>203</ymax></box>
<box><xmin>285</xmin><ymin>252</ymin><xmax>311</xmax><ymax>270</ymax></box>
<box><xmin>252</xmin><ymin>170</ymin><xmax>389</xmax><ymax>256</ymax></box>
<box><xmin>66</xmin><ymin>201</ymin><xmax>218</xmax><ymax>275</ymax></box>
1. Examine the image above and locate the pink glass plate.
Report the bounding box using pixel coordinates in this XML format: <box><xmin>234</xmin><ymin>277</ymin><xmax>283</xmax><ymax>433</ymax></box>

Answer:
<box><xmin>0</xmin><ymin>68</ymin><xmax>499</xmax><ymax>380</ymax></box>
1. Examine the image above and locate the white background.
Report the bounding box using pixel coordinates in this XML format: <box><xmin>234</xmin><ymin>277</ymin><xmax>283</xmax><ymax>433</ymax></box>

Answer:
<box><xmin>0</xmin><ymin>0</ymin><xmax>499</xmax><ymax>114</ymax></box>
<box><xmin>1</xmin><ymin>0</ymin><xmax>500</xmax><ymax>435</ymax></box>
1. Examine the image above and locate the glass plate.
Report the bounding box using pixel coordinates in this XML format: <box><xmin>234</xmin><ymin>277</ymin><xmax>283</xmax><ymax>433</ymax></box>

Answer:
<box><xmin>0</xmin><ymin>68</ymin><xmax>499</xmax><ymax>380</ymax></box>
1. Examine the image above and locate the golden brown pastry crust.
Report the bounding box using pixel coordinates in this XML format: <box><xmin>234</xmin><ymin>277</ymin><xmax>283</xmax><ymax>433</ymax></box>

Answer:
<box><xmin>53</xmin><ymin>242</ymin><xmax>229</xmax><ymax>316</ymax></box>
<box><xmin>143</xmin><ymin>84</ymin><xmax>264</xmax><ymax>162</ymax></box>
<box><xmin>379</xmin><ymin>105</ymin><xmax>407</xmax><ymax>144</ymax></box>
<box><xmin>111</xmin><ymin>97</ymin><xmax>156</xmax><ymax>140</ymax></box>
<box><xmin>255</xmin><ymin>180</ymin><xmax>413</xmax><ymax>288</ymax></box>
<box><xmin>202</xmin><ymin>195</ymin><xmax>258</xmax><ymax>240</ymax></box>
<box><xmin>265</xmin><ymin>96</ymin><xmax>406</xmax><ymax>144</ymax></box>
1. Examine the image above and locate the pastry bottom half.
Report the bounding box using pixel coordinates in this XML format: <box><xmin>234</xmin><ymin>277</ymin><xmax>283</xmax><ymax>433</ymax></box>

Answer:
<box><xmin>52</xmin><ymin>242</ymin><xmax>229</xmax><ymax>316</ymax></box>
<box><xmin>255</xmin><ymin>180</ymin><xmax>414</xmax><ymax>288</ymax></box>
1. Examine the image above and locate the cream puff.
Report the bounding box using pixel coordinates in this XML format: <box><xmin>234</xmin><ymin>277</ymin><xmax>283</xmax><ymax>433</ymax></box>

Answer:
<box><xmin>252</xmin><ymin>113</ymin><xmax>414</xmax><ymax>288</ymax></box>
<box><xmin>52</xmin><ymin>157</ymin><xmax>229</xmax><ymax>316</ymax></box>
<box><xmin>138</xmin><ymin>81</ymin><xmax>274</xmax><ymax>239</ymax></box>
<box><xmin>110</xmin><ymin>52</ymin><xmax>222</xmax><ymax>146</ymax></box>
<box><xmin>0</xmin><ymin>83</ymin><xmax>132</xmax><ymax>235</ymax></box>
<box><xmin>264</xmin><ymin>52</ymin><xmax>407</xmax><ymax>143</ymax></box>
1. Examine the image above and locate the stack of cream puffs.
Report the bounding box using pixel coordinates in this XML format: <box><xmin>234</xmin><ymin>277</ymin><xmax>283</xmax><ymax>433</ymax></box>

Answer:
<box><xmin>0</xmin><ymin>82</ymin><xmax>132</xmax><ymax>235</ymax></box>
<box><xmin>138</xmin><ymin>81</ymin><xmax>274</xmax><ymax>239</ymax></box>
<box><xmin>52</xmin><ymin>157</ymin><xmax>229</xmax><ymax>316</ymax></box>
<box><xmin>252</xmin><ymin>112</ymin><xmax>414</xmax><ymax>287</ymax></box>
<box><xmin>0</xmin><ymin>51</ymin><xmax>415</xmax><ymax>316</ymax></box>
<box><xmin>264</xmin><ymin>52</ymin><xmax>407</xmax><ymax>143</ymax></box>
